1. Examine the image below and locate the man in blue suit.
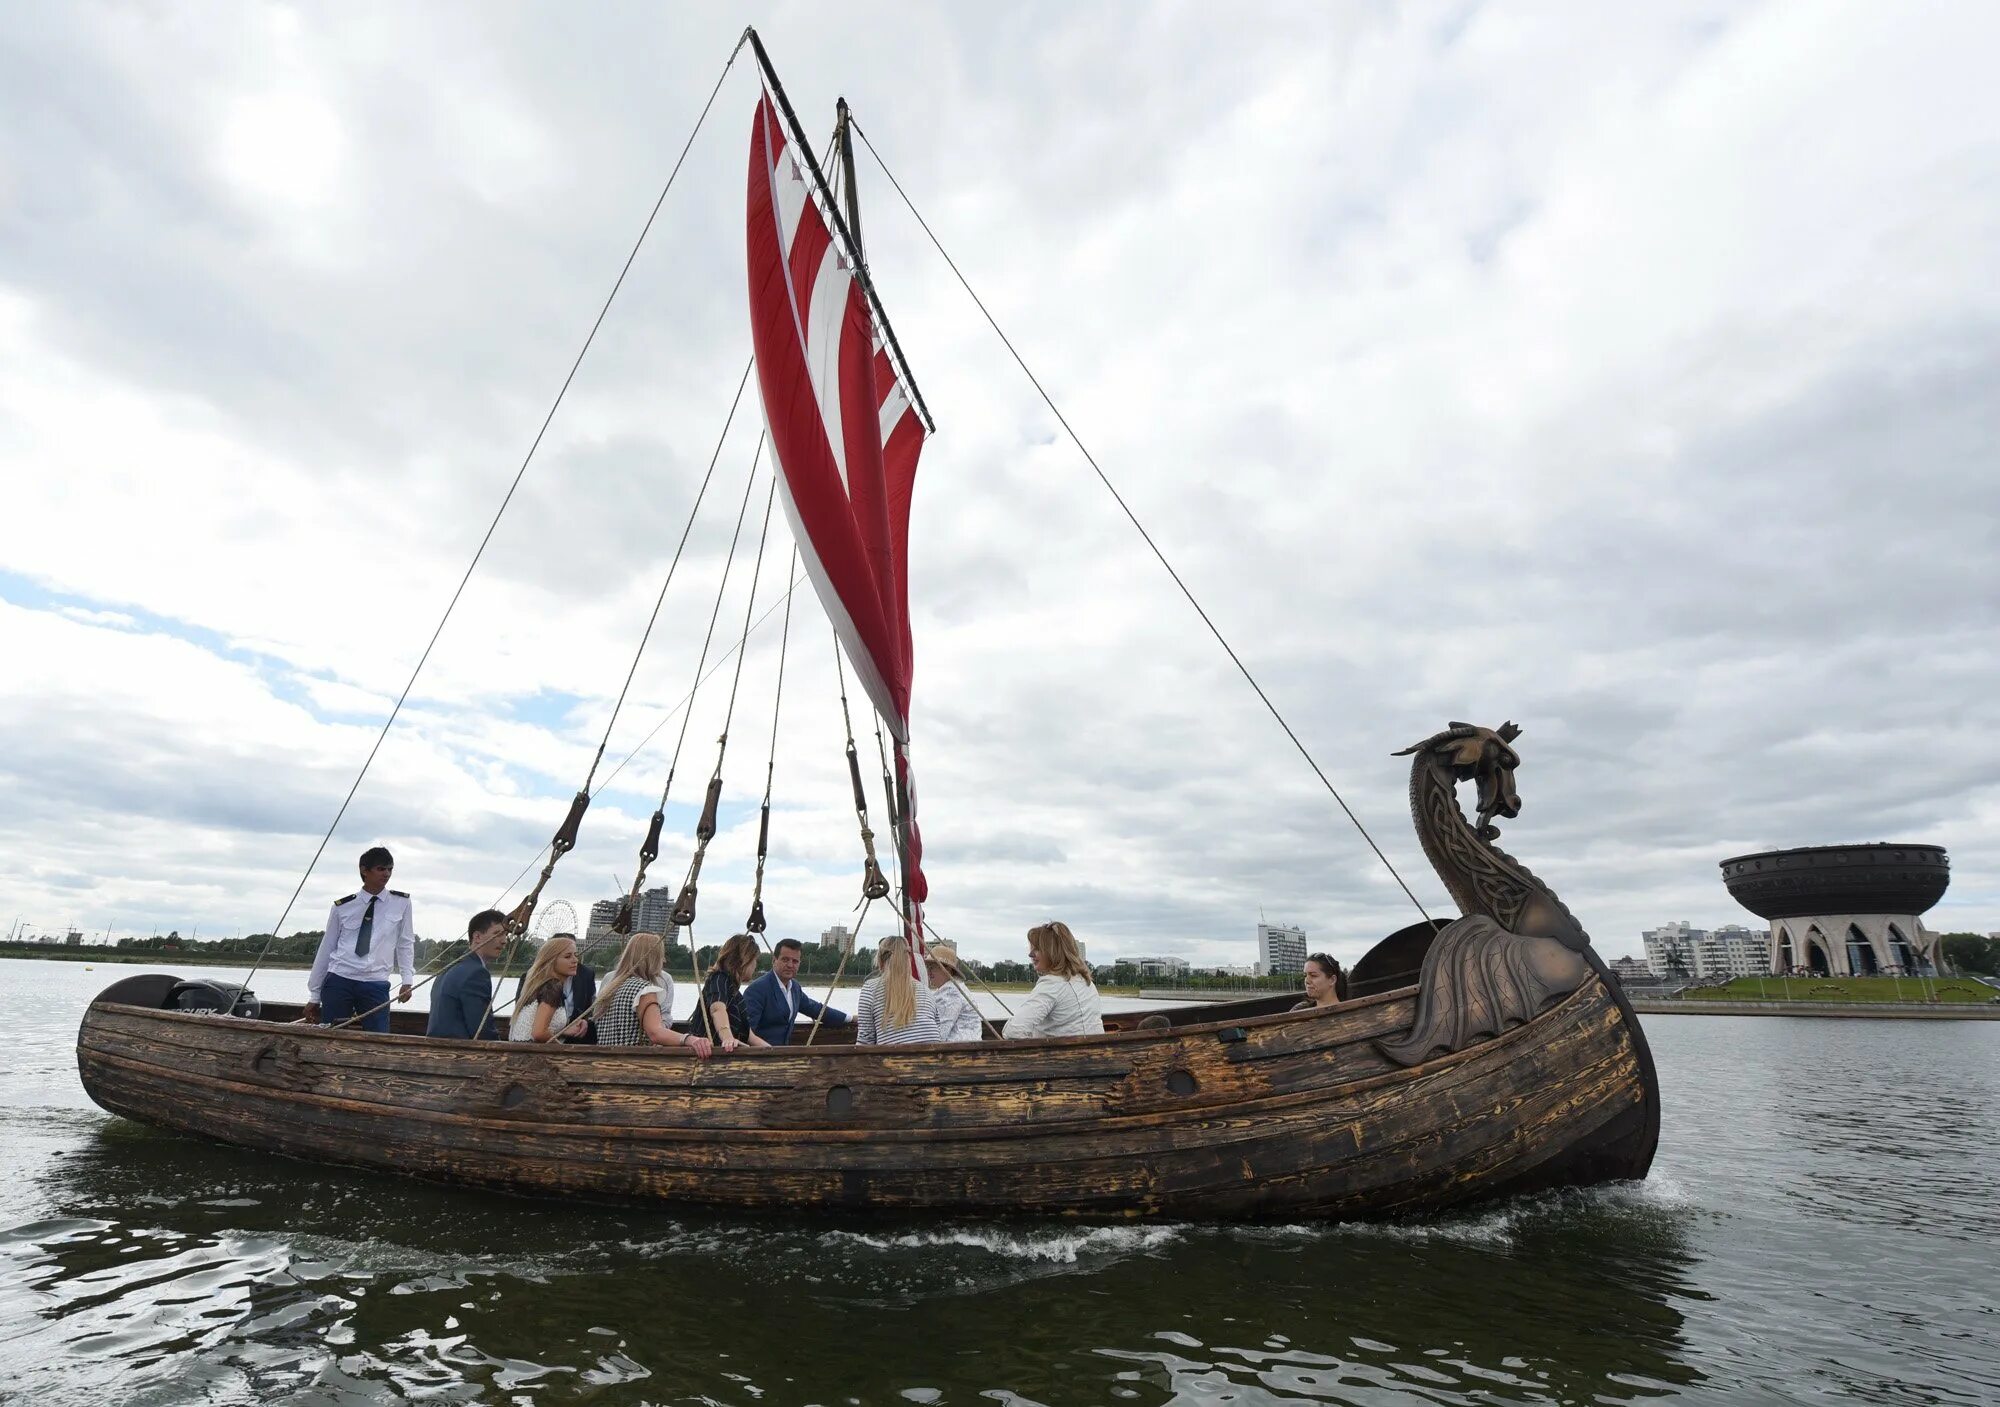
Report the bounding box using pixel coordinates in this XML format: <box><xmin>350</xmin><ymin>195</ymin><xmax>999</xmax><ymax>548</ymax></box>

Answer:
<box><xmin>427</xmin><ymin>909</ymin><xmax>509</xmax><ymax>1040</ymax></box>
<box><xmin>741</xmin><ymin>937</ymin><xmax>848</xmax><ymax>1045</ymax></box>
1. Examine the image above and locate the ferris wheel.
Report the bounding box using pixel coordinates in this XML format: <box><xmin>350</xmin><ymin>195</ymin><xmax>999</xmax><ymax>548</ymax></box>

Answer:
<box><xmin>530</xmin><ymin>899</ymin><xmax>579</xmax><ymax>944</ymax></box>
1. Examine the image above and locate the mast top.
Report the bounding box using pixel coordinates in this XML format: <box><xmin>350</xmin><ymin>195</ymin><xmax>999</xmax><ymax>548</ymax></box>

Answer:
<box><xmin>742</xmin><ymin>28</ymin><xmax>933</xmax><ymax>434</ymax></box>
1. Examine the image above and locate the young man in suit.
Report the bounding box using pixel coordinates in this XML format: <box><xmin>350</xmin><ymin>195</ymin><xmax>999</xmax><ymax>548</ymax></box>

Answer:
<box><xmin>427</xmin><ymin>909</ymin><xmax>508</xmax><ymax>1040</ymax></box>
<box><xmin>515</xmin><ymin>930</ymin><xmax>598</xmax><ymax>1043</ymax></box>
<box><xmin>741</xmin><ymin>937</ymin><xmax>849</xmax><ymax>1045</ymax></box>
<box><xmin>303</xmin><ymin>846</ymin><xmax>416</xmax><ymax>1032</ymax></box>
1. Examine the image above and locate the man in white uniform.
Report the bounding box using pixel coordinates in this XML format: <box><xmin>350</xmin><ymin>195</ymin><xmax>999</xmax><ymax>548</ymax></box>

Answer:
<box><xmin>304</xmin><ymin>846</ymin><xmax>416</xmax><ymax>1032</ymax></box>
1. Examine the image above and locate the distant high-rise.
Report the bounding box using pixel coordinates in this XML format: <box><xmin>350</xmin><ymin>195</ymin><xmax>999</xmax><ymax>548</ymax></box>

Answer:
<box><xmin>820</xmin><ymin>923</ymin><xmax>854</xmax><ymax>955</ymax></box>
<box><xmin>1256</xmin><ymin>922</ymin><xmax>1306</xmax><ymax>977</ymax></box>
<box><xmin>636</xmin><ymin>886</ymin><xmax>676</xmax><ymax>938</ymax></box>
<box><xmin>586</xmin><ymin>899</ymin><xmax>621</xmax><ymax>944</ymax></box>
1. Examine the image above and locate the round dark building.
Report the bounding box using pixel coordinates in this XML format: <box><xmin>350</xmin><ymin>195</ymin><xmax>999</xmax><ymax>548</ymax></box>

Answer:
<box><xmin>1720</xmin><ymin>843</ymin><xmax>1948</xmax><ymax>976</ymax></box>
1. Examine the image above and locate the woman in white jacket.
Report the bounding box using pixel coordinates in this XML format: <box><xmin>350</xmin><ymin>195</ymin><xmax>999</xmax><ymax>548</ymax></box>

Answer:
<box><xmin>1002</xmin><ymin>921</ymin><xmax>1104</xmax><ymax>1038</ymax></box>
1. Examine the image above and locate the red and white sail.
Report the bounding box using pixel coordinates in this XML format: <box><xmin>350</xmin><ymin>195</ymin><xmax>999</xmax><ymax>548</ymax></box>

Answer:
<box><xmin>745</xmin><ymin>94</ymin><xmax>929</xmax><ymax>939</ymax></box>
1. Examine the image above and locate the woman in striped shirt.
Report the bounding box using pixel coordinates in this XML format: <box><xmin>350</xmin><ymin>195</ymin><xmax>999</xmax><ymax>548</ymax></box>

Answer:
<box><xmin>854</xmin><ymin>935</ymin><xmax>943</xmax><ymax>1046</ymax></box>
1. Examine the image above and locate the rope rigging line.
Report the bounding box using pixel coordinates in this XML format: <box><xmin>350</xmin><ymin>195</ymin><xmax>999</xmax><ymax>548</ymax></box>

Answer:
<box><xmin>240</xmin><ymin>44</ymin><xmax>746</xmax><ymax>1001</ymax></box>
<box><xmin>584</xmin><ymin>357</ymin><xmax>755</xmax><ymax>793</ymax></box>
<box><xmin>614</xmin><ymin>436</ymin><xmax>766</xmax><ymax>932</ymax></box>
<box><xmin>743</xmin><ymin>546</ymin><xmax>799</xmax><ymax>939</ymax></box>
<box><xmin>668</xmin><ymin>472</ymin><xmax>779</xmax><ymax>933</ymax></box>
<box><xmin>806</xmin><ymin>893</ymin><xmax>872</xmax><ymax>1045</ymax></box>
<box><xmin>482</xmin><ymin>565</ymin><xmax>804</xmax><ymax>916</ymax></box>
<box><xmin>831</xmin><ymin>641</ymin><xmax>894</xmax><ymax>904</ymax></box>
<box><xmin>850</xmin><ymin>120</ymin><xmax>1433</xmax><ymax>926</ymax></box>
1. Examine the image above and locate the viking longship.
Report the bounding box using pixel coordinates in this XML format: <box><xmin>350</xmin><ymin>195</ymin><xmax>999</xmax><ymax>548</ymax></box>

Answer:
<box><xmin>77</xmin><ymin>31</ymin><xmax>1659</xmax><ymax>1219</ymax></box>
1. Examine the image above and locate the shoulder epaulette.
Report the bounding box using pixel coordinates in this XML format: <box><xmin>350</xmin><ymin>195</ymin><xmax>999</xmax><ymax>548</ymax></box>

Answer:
<box><xmin>390</xmin><ymin>889</ymin><xmax>410</xmax><ymax>898</ymax></box>
<box><xmin>336</xmin><ymin>893</ymin><xmax>357</xmax><ymax>905</ymax></box>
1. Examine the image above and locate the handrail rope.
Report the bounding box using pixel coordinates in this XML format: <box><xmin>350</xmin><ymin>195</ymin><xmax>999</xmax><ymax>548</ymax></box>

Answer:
<box><xmin>743</xmin><ymin>546</ymin><xmax>799</xmax><ymax>942</ymax></box>
<box><xmin>851</xmin><ymin>120</ymin><xmax>1433</xmax><ymax>926</ymax></box>
<box><xmin>244</xmin><ymin>41</ymin><xmax>745</xmax><ymax>1001</ymax></box>
<box><xmin>667</xmin><ymin>473</ymin><xmax>779</xmax><ymax>937</ymax></box>
<box><xmin>614</xmin><ymin>436</ymin><xmax>766</xmax><ymax>927</ymax></box>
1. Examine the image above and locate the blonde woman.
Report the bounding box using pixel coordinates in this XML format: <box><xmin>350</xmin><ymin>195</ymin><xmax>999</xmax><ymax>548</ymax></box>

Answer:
<box><xmin>691</xmin><ymin>932</ymin><xmax>767</xmax><ymax>1053</ymax></box>
<box><xmin>508</xmin><ymin>935</ymin><xmax>590</xmax><ymax>1043</ymax></box>
<box><xmin>588</xmin><ymin>931</ymin><xmax>714</xmax><ymax>1057</ymax></box>
<box><xmin>924</xmin><ymin>943</ymin><xmax>985</xmax><ymax>1043</ymax></box>
<box><xmin>855</xmin><ymin>935</ymin><xmax>943</xmax><ymax>1046</ymax></box>
<box><xmin>1003</xmin><ymin>921</ymin><xmax>1104</xmax><ymax>1038</ymax></box>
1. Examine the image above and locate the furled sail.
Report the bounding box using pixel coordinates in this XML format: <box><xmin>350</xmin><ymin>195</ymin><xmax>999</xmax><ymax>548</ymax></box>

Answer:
<box><xmin>745</xmin><ymin>93</ymin><xmax>930</xmax><ymax>932</ymax></box>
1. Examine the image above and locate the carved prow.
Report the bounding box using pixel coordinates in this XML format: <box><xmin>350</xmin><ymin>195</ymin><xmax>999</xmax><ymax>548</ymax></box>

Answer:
<box><xmin>1377</xmin><ymin>916</ymin><xmax>1589</xmax><ymax>1066</ymax></box>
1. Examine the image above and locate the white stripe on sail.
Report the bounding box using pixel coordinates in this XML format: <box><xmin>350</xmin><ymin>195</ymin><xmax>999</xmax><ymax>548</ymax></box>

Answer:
<box><xmin>772</xmin><ymin>154</ymin><xmax>809</xmax><ymax>263</ymax></box>
<box><xmin>877</xmin><ymin>382</ymin><xmax>910</xmax><ymax>447</ymax></box>
<box><xmin>805</xmin><ymin>242</ymin><xmax>852</xmax><ymax>493</ymax></box>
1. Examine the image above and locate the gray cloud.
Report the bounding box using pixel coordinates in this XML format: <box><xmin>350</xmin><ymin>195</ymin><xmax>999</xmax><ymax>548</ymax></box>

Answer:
<box><xmin>2</xmin><ymin>2</ymin><xmax>1997</xmax><ymax>967</ymax></box>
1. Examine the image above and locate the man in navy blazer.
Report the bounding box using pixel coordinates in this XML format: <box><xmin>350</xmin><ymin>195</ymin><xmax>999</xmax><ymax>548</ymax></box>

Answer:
<box><xmin>427</xmin><ymin>909</ymin><xmax>509</xmax><ymax>1040</ymax></box>
<box><xmin>741</xmin><ymin>938</ymin><xmax>848</xmax><ymax>1045</ymax></box>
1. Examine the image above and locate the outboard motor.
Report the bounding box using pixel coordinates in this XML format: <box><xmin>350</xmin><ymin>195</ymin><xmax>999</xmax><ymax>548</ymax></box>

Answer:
<box><xmin>165</xmin><ymin>980</ymin><xmax>261</xmax><ymax>1019</ymax></box>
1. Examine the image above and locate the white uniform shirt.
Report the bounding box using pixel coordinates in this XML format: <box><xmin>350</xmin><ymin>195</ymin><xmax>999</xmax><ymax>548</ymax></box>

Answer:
<box><xmin>308</xmin><ymin>888</ymin><xmax>417</xmax><ymax>997</ymax></box>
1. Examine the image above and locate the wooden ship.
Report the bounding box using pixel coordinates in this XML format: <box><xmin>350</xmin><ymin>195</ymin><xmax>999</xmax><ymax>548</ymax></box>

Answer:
<box><xmin>77</xmin><ymin>719</ymin><xmax>1657</xmax><ymax>1219</ymax></box>
<box><xmin>76</xmin><ymin>32</ymin><xmax>1658</xmax><ymax>1220</ymax></box>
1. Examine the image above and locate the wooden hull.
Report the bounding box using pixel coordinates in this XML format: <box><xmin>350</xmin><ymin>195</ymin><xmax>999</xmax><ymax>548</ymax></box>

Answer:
<box><xmin>76</xmin><ymin>973</ymin><xmax>1655</xmax><ymax>1219</ymax></box>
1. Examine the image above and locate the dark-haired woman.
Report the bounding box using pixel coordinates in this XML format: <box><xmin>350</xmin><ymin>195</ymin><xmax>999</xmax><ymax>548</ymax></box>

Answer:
<box><xmin>692</xmin><ymin>933</ymin><xmax>768</xmax><ymax>1053</ymax></box>
<box><xmin>1294</xmin><ymin>952</ymin><xmax>1347</xmax><ymax>1010</ymax></box>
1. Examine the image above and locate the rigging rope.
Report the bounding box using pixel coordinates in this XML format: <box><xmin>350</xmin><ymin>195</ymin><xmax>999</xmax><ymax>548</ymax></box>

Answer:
<box><xmin>614</xmin><ymin>437</ymin><xmax>766</xmax><ymax>931</ymax></box>
<box><xmin>832</xmin><ymin>641</ymin><xmax>894</xmax><ymax>904</ymax></box>
<box><xmin>669</xmin><ymin>473</ymin><xmax>779</xmax><ymax>931</ymax></box>
<box><xmin>744</xmin><ymin>546</ymin><xmax>799</xmax><ymax>938</ymax></box>
<box><xmin>483</xmin><ymin>566</ymin><xmax>803</xmax><ymax>914</ymax></box>
<box><xmin>239</xmin><ymin>42</ymin><xmax>746</xmax><ymax>1001</ymax></box>
<box><xmin>806</xmin><ymin>893</ymin><xmax>872</xmax><ymax>1045</ymax></box>
<box><xmin>850</xmin><ymin>120</ymin><xmax>1434</xmax><ymax>926</ymax></box>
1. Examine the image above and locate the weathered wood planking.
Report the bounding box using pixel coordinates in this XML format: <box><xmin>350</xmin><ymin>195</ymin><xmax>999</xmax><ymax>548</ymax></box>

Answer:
<box><xmin>78</xmin><ymin>972</ymin><xmax>1653</xmax><ymax>1219</ymax></box>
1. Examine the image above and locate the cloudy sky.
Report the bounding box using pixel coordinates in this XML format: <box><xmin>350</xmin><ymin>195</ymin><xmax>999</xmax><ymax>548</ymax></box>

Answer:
<box><xmin>3</xmin><ymin>2</ymin><xmax>1995</xmax><ymax>971</ymax></box>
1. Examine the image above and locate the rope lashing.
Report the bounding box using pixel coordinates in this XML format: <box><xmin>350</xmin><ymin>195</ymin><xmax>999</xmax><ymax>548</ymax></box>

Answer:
<box><xmin>744</xmin><ymin>546</ymin><xmax>799</xmax><ymax>937</ymax></box>
<box><xmin>832</xmin><ymin>642</ymin><xmax>893</xmax><ymax>901</ymax></box>
<box><xmin>670</xmin><ymin>473</ymin><xmax>779</xmax><ymax>930</ymax></box>
<box><xmin>616</xmin><ymin>435</ymin><xmax>766</xmax><ymax>934</ymax></box>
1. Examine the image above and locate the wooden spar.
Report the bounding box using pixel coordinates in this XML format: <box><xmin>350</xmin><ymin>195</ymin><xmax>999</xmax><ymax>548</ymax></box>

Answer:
<box><xmin>743</xmin><ymin>27</ymin><xmax>934</xmax><ymax>434</ymax></box>
<box><xmin>836</xmin><ymin>97</ymin><xmax>864</xmax><ymax>262</ymax></box>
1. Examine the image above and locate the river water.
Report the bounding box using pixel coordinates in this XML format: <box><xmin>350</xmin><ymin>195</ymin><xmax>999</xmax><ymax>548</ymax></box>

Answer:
<box><xmin>2</xmin><ymin>958</ymin><xmax>1995</xmax><ymax>1405</ymax></box>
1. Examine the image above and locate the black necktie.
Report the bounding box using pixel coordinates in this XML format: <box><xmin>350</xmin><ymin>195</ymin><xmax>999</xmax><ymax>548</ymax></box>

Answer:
<box><xmin>355</xmin><ymin>896</ymin><xmax>376</xmax><ymax>957</ymax></box>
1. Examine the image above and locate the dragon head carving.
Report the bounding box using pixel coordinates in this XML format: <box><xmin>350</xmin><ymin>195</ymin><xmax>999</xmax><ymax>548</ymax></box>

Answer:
<box><xmin>1395</xmin><ymin>721</ymin><xmax>1523</xmax><ymax>840</ymax></box>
